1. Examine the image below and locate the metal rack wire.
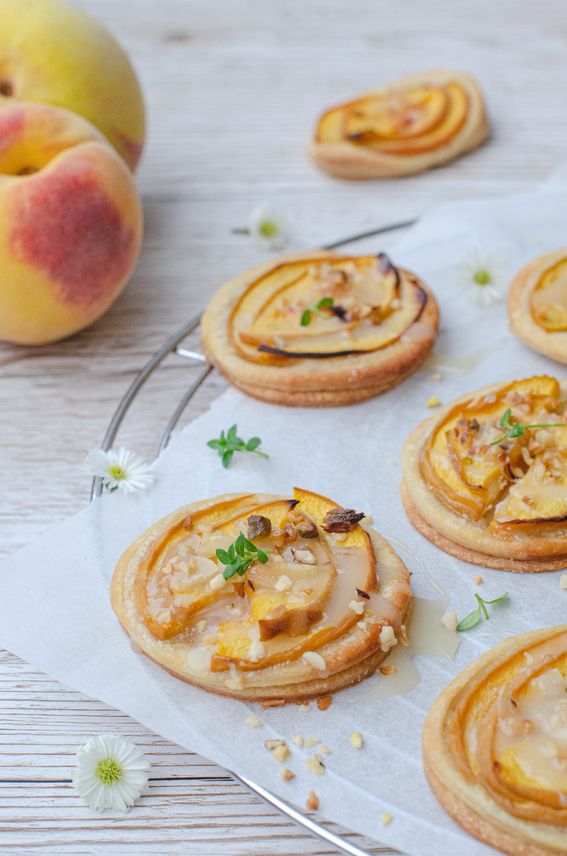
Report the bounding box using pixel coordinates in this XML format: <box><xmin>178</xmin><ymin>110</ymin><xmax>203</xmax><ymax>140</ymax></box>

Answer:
<box><xmin>90</xmin><ymin>218</ymin><xmax>416</xmax><ymax>856</ymax></box>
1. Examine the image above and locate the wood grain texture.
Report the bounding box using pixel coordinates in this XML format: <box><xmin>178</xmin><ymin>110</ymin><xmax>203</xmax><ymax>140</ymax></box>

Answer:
<box><xmin>1</xmin><ymin>0</ymin><xmax>567</xmax><ymax>851</ymax></box>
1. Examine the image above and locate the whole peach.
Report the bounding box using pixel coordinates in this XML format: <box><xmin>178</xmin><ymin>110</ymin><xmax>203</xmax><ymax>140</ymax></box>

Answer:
<box><xmin>0</xmin><ymin>0</ymin><xmax>145</xmax><ymax>170</ymax></box>
<box><xmin>0</xmin><ymin>101</ymin><xmax>143</xmax><ymax>345</ymax></box>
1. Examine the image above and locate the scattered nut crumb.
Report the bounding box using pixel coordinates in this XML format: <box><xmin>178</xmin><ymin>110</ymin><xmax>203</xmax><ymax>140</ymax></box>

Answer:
<box><xmin>275</xmin><ymin>574</ymin><xmax>292</xmax><ymax>592</ymax></box>
<box><xmin>244</xmin><ymin>714</ymin><xmax>262</xmax><ymax>728</ymax></box>
<box><xmin>306</xmin><ymin>790</ymin><xmax>319</xmax><ymax>811</ymax></box>
<box><xmin>261</xmin><ymin>698</ymin><xmax>286</xmax><ymax>709</ymax></box>
<box><xmin>430</xmin><ymin>372</ymin><xmax>443</xmax><ymax>382</ymax></box>
<box><xmin>316</xmin><ymin>695</ymin><xmax>333</xmax><ymax>711</ymax></box>
<box><xmin>349</xmin><ymin>731</ymin><xmax>363</xmax><ymax>749</ymax></box>
<box><xmin>298</xmin><ymin>703</ymin><xmax>311</xmax><ymax>712</ymax></box>
<box><xmin>318</xmin><ymin>744</ymin><xmax>331</xmax><ymax>755</ymax></box>
<box><xmin>271</xmin><ymin>744</ymin><xmax>291</xmax><ymax>763</ymax></box>
<box><xmin>560</xmin><ymin>573</ymin><xmax>567</xmax><ymax>590</ymax></box>
<box><xmin>280</xmin><ymin>767</ymin><xmax>295</xmax><ymax>782</ymax></box>
<box><xmin>291</xmin><ymin>735</ymin><xmax>304</xmax><ymax>747</ymax></box>
<box><xmin>306</xmin><ymin>755</ymin><xmax>325</xmax><ymax>774</ymax></box>
<box><xmin>426</xmin><ymin>395</ymin><xmax>442</xmax><ymax>408</ymax></box>
<box><xmin>305</xmin><ymin>736</ymin><xmax>320</xmax><ymax>748</ymax></box>
<box><xmin>474</xmin><ymin>575</ymin><xmax>484</xmax><ymax>586</ymax></box>
<box><xmin>379</xmin><ymin>663</ymin><xmax>397</xmax><ymax>676</ymax></box>
<box><xmin>380</xmin><ymin>812</ymin><xmax>393</xmax><ymax>827</ymax></box>
<box><xmin>441</xmin><ymin>611</ymin><xmax>458</xmax><ymax>632</ymax></box>
<box><xmin>348</xmin><ymin>599</ymin><xmax>365</xmax><ymax>615</ymax></box>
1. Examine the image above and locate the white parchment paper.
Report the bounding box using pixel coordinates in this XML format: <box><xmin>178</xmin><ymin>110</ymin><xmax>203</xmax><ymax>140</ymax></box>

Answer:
<box><xmin>3</xmin><ymin>178</ymin><xmax>567</xmax><ymax>855</ymax></box>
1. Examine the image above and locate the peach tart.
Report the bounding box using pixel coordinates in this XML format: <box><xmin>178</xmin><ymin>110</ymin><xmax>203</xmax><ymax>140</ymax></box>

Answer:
<box><xmin>201</xmin><ymin>250</ymin><xmax>439</xmax><ymax>406</ymax></box>
<box><xmin>401</xmin><ymin>375</ymin><xmax>567</xmax><ymax>572</ymax></box>
<box><xmin>311</xmin><ymin>70</ymin><xmax>489</xmax><ymax>180</ymax></box>
<box><xmin>424</xmin><ymin>626</ymin><xmax>567</xmax><ymax>855</ymax></box>
<box><xmin>509</xmin><ymin>250</ymin><xmax>567</xmax><ymax>365</ymax></box>
<box><xmin>111</xmin><ymin>487</ymin><xmax>411</xmax><ymax>702</ymax></box>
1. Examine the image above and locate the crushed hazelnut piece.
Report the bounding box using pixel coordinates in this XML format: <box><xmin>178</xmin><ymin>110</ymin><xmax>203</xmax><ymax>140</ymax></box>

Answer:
<box><xmin>298</xmin><ymin>703</ymin><xmax>311</xmax><ymax>712</ymax></box>
<box><xmin>379</xmin><ymin>624</ymin><xmax>397</xmax><ymax>652</ymax></box>
<box><xmin>426</xmin><ymin>396</ymin><xmax>441</xmax><ymax>408</ymax></box>
<box><xmin>441</xmin><ymin>611</ymin><xmax>458</xmax><ymax>632</ymax></box>
<box><xmin>291</xmin><ymin>547</ymin><xmax>316</xmax><ymax>565</ymax></box>
<box><xmin>305</xmin><ymin>736</ymin><xmax>320</xmax><ymax>748</ymax></box>
<box><xmin>349</xmin><ymin>732</ymin><xmax>363</xmax><ymax>749</ymax></box>
<box><xmin>318</xmin><ymin>744</ymin><xmax>331</xmax><ymax>755</ymax></box>
<box><xmin>209</xmin><ymin>573</ymin><xmax>225</xmax><ymax>591</ymax></box>
<box><xmin>323</xmin><ymin>507</ymin><xmax>364</xmax><ymax>532</ymax></box>
<box><xmin>272</xmin><ymin>744</ymin><xmax>291</xmax><ymax>763</ymax></box>
<box><xmin>244</xmin><ymin>714</ymin><xmax>262</xmax><ymax>728</ymax></box>
<box><xmin>560</xmin><ymin>574</ymin><xmax>567</xmax><ymax>590</ymax></box>
<box><xmin>316</xmin><ymin>695</ymin><xmax>333</xmax><ymax>711</ymax></box>
<box><xmin>275</xmin><ymin>574</ymin><xmax>292</xmax><ymax>592</ymax></box>
<box><xmin>474</xmin><ymin>575</ymin><xmax>484</xmax><ymax>586</ymax></box>
<box><xmin>306</xmin><ymin>756</ymin><xmax>325</xmax><ymax>774</ymax></box>
<box><xmin>379</xmin><ymin>664</ymin><xmax>397</xmax><ymax>676</ymax></box>
<box><xmin>265</xmin><ymin>739</ymin><xmax>286</xmax><ymax>750</ymax></box>
<box><xmin>280</xmin><ymin>768</ymin><xmax>295</xmax><ymax>782</ymax></box>
<box><xmin>291</xmin><ymin>736</ymin><xmax>304</xmax><ymax>747</ymax></box>
<box><xmin>348</xmin><ymin>599</ymin><xmax>365</xmax><ymax>615</ymax></box>
<box><xmin>303</xmin><ymin>651</ymin><xmax>326</xmax><ymax>671</ymax></box>
<box><xmin>306</xmin><ymin>790</ymin><xmax>319</xmax><ymax>811</ymax></box>
<box><xmin>380</xmin><ymin>812</ymin><xmax>393</xmax><ymax>827</ymax></box>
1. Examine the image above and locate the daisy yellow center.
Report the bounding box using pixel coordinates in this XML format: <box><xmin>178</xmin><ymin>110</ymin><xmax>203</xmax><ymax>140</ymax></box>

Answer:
<box><xmin>107</xmin><ymin>464</ymin><xmax>127</xmax><ymax>481</ymax></box>
<box><xmin>259</xmin><ymin>219</ymin><xmax>278</xmax><ymax>238</ymax></box>
<box><xmin>473</xmin><ymin>268</ymin><xmax>492</xmax><ymax>286</ymax></box>
<box><xmin>96</xmin><ymin>758</ymin><xmax>123</xmax><ymax>786</ymax></box>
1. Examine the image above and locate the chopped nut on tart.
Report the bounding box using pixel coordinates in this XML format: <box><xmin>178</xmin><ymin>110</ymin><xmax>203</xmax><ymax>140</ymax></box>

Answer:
<box><xmin>111</xmin><ymin>487</ymin><xmax>411</xmax><ymax>702</ymax></box>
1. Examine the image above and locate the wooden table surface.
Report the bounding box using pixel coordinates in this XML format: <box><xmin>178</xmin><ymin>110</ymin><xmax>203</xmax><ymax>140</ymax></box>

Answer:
<box><xmin>2</xmin><ymin>0</ymin><xmax>567</xmax><ymax>852</ymax></box>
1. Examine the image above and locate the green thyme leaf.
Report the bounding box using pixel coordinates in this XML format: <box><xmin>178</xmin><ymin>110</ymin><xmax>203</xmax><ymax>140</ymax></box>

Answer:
<box><xmin>489</xmin><ymin>410</ymin><xmax>565</xmax><ymax>446</ymax></box>
<box><xmin>207</xmin><ymin>425</ymin><xmax>269</xmax><ymax>467</ymax></box>
<box><xmin>457</xmin><ymin>592</ymin><xmax>509</xmax><ymax>632</ymax></box>
<box><xmin>217</xmin><ymin>534</ymin><xmax>271</xmax><ymax>580</ymax></box>
<box><xmin>300</xmin><ymin>295</ymin><xmax>334</xmax><ymax>326</ymax></box>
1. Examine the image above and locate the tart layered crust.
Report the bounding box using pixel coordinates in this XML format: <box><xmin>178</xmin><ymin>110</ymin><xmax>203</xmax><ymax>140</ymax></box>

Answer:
<box><xmin>509</xmin><ymin>249</ymin><xmax>567</xmax><ymax>365</ymax></box>
<box><xmin>111</xmin><ymin>489</ymin><xmax>411</xmax><ymax>702</ymax></box>
<box><xmin>401</xmin><ymin>378</ymin><xmax>567</xmax><ymax>572</ymax></box>
<box><xmin>201</xmin><ymin>251</ymin><xmax>439</xmax><ymax>407</ymax></box>
<box><xmin>310</xmin><ymin>69</ymin><xmax>489</xmax><ymax>180</ymax></box>
<box><xmin>423</xmin><ymin>626</ymin><xmax>567</xmax><ymax>856</ymax></box>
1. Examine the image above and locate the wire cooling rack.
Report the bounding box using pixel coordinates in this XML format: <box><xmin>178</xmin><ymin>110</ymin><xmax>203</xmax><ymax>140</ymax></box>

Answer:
<box><xmin>90</xmin><ymin>218</ymin><xmax>416</xmax><ymax>856</ymax></box>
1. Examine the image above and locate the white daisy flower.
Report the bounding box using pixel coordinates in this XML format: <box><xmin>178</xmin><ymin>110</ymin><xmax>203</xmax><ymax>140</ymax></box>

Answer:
<box><xmin>85</xmin><ymin>447</ymin><xmax>155</xmax><ymax>494</ymax></box>
<box><xmin>73</xmin><ymin>734</ymin><xmax>149</xmax><ymax>813</ymax></box>
<box><xmin>248</xmin><ymin>205</ymin><xmax>290</xmax><ymax>250</ymax></box>
<box><xmin>456</xmin><ymin>250</ymin><xmax>506</xmax><ymax>306</ymax></box>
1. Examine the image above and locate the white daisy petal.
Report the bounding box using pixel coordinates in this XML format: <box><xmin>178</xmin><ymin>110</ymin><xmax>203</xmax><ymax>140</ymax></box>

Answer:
<box><xmin>84</xmin><ymin>447</ymin><xmax>155</xmax><ymax>495</ymax></box>
<box><xmin>73</xmin><ymin>735</ymin><xmax>149</xmax><ymax>813</ymax></box>
<box><xmin>248</xmin><ymin>205</ymin><xmax>290</xmax><ymax>250</ymax></box>
<box><xmin>456</xmin><ymin>249</ymin><xmax>506</xmax><ymax>306</ymax></box>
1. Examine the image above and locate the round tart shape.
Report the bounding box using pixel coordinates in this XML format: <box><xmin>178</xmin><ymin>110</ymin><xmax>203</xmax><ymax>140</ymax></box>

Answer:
<box><xmin>310</xmin><ymin>69</ymin><xmax>489</xmax><ymax>180</ymax></box>
<box><xmin>401</xmin><ymin>375</ymin><xmax>567</xmax><ymax>572</ymax></box>
<box><xmin>424</xmin><ymin>626</ymin><xmax>567</xmax><ymax>856</ymax></box>
<box><xmin>111</xmin><ymin>487</ymin><xmax>412</xmax><ymax>702</ymax></box>
<box><xmin>201</xmin><ymin>251</ymin><xmax>439</xmax><ymax>407</ymax></box>
<box><xmin>509</xmin><ymin>249</ymin><xmax>567</xmax><ymax>365</ymax></box>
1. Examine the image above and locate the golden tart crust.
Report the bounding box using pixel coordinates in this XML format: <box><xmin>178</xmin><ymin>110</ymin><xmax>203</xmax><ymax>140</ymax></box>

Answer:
<box><xmin>509</xmin><ymin>249</ymin><xmax>567</xmax><ymax>365</ymax></box>
<box><xmin>401</xmin><ymin>376</ymin><xmax>567</xmax><ymax>572</ymax></box>
<box><xmin>311</xmin><ymin>69</ymin><xmax>489</xmax><ymax>180</ymax></box>
<box><xmin>424</xmin><ymin>626</ymin><xmax>567</xmax><ymax>856</ymax></box>
<box><xmin>201</xmin><ymin>250</ymin><xmax>439</xmax><ymax>407</ymax></box>
<box><xmin>111</xmin><ymin>488</ymin><xmax>411</xmax><ymax>702</ymax></box>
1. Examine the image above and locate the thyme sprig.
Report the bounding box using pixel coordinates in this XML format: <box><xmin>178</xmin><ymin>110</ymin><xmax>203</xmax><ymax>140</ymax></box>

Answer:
<box><xmin>207</xmin><ymin>425</ymin><xmax>268</xmax><ymax>468</ymax></box>
<box><xmin>300</xmin><ymin>296</ymin><xmax>334</xmax><ymax>327</ymax></box>
<box><xmin>216</xmin><ymin>533</ymin><xmax>270</xmax><ymax>580</ymax></box>
<box><xmin>489</xmin><ymin>408</ymin><xmax>564</xmax><ymax>447</ymax></box>
<box><xmin>456</xmin><ymin>592</ymin><xmax>509</xmax><ymax>632</ymax></box>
